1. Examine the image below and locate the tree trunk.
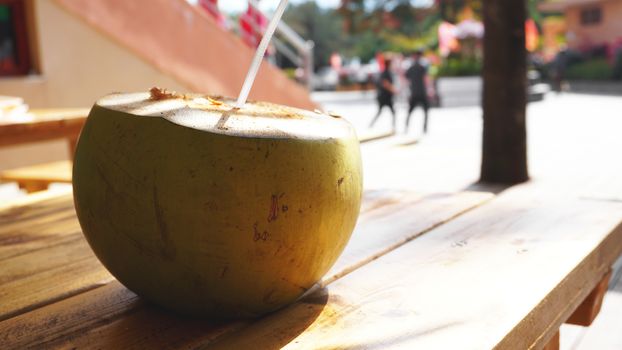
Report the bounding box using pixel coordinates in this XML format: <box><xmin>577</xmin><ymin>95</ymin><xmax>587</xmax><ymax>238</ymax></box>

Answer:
<box><xmin>480</xmin><ymin>0</ymin><xmax>529</xmax><ymax>184</ymax></box>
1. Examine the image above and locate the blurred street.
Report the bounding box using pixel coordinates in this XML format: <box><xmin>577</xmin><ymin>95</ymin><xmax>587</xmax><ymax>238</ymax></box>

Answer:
<box><xmin>314</xmin><ymin>90</ymin><xmax>622</xmax><ymax>197</ymax></box>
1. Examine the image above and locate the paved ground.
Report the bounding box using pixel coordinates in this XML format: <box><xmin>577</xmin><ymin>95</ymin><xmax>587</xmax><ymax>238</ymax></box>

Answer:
<box><xmin>313</xmin><ymin>90</ymin><xmax>622</xmax><ymax>198</ymax></box>
<box><xmin>313</xmin><ymin>90</ymin><xmax>622</xmax><ymax>350</ymax></box>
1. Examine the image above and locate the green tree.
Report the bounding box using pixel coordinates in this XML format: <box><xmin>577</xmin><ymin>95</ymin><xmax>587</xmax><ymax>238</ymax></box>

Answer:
<box><xmin>282</xmin><ymin>2</ymin><xmax>346</xmax><ymax>69</ymax></box>
<box><xmin>338</xmin><ymin>0</ymin><xmax>429</xmax><ymax>36</ymax></box>
<box><xmin>335</xmin><ymin>0</ymin><xmax>441</xmax><ymax>60</ymax></box>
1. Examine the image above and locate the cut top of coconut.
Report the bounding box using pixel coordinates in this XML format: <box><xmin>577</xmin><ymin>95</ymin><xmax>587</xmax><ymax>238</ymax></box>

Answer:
<box><xmin>96</xmin><ymin>90</ymin><xmax>356</xmax><ymax>141</ymax></box>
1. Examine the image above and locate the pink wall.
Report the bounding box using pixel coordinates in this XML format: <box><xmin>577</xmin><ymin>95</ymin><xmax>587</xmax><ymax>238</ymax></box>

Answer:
<box><xmin>565</xmin><ymin>0</ymin><xmax>622</xmax><ymax>50</ymax></box>
<box><xmin>54</xmin><ymin>0</ymin><xmax>317</xmax><ymax>110</ymax></box>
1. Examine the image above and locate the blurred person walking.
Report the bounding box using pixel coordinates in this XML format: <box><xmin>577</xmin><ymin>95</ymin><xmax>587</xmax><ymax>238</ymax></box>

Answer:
<box><xmin>369</xmin><ymin>59</ymin><xmax>397</xmax><ymax>133</ymax></box>
<box><xmin>405</xmin><ymin>50</ymin><xmax>430</xmax><ymax>134</ymax></box>
<box><xmin>552</xmin><ymin>46</ymin><xmax>569</xmax><ymax>93</ymax></box>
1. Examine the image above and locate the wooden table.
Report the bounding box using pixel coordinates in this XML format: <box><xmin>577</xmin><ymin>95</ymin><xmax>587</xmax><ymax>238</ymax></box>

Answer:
<box><xmin>0</xmin><ymin>108</ymin><xmax>89</xmax><ymax>153</ymax></box>
<box><xmin>1</xmin><ymin>184</ymin><xmax>621</xmax><ymax>349</ymax></box>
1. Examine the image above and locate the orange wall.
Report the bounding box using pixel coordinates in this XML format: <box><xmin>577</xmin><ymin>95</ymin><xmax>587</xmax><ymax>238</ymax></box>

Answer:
<box><xmin>565</xmin><ymin>0</ymin><xmax>622</xmax><ymax>49</ymax></box>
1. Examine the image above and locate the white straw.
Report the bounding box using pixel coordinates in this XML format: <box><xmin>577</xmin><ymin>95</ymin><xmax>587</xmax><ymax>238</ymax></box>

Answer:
<box><xmin>236</xmin><ymin>0</ymin><xmax>289</xmax><ymax>107</ymax></box>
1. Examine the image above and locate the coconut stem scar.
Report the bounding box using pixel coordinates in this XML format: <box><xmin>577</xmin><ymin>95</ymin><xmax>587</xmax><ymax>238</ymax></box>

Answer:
<box><xmin>235</xmin><ymin>0</ymin><xmax>289</xmax><ymax>108</ymax></box>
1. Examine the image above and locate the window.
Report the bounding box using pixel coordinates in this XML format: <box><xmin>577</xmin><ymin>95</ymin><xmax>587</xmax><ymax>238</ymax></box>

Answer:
<box><xmin>0</xmin><ymin>0</ymin><xmax>31</xmax><ymax>76</ymax></box>
<box><xmin>580</xmin><ymin>7</ymin><xmax>602</xmax><ymax>26</ymax></box>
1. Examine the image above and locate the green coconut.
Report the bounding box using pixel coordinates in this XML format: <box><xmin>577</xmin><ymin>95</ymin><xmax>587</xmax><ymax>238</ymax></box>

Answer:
<box><xmin>72</xmin><ymin>89</ymin><xmax>362</xmax><ymax>318</ymax></box>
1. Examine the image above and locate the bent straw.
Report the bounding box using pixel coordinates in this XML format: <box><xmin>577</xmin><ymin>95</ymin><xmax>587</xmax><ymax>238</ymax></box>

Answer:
<box><xmin>236</xmin><ymin>0</ymin><xmax>289</xmax><ymax>107</ymax></box>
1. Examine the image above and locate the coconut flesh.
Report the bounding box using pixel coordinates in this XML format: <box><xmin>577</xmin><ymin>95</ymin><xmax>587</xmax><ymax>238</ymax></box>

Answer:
<box><xmin>72</xmin><ymin>90</ymin><xmax>363</xmax><ymax>318</ymax></box>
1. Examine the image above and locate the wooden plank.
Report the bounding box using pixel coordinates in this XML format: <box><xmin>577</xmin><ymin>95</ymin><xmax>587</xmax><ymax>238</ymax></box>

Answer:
<box><xmin>358</xmin><ymin>189</ymin><xmax>420</xmax><ymax>213</ymax></box>
<box><xmin>1</xmin><ymin>160</ymin><xmax>72</xmax><ymax>188</ymax></box>
<box><xmin>0</xmin><ymin>256</ymin><xmax>113</xmax><ymax>322</ymax></box>
<box><xmin>357</xmin><ymin>129</ymin><xmax>394</xmax><ymax>143</ymax></box>
<box><xmin>204</xmin><ymin>186</ymin><xmax>622</xmax><ymax>350</ymax></box>
<box><xmin>0</xmin><ymin>236</ymin><xmax>92</xmax><ymax>285</ymax></box>
<box><xmin>0</xmin><ymin>281</ymin><xmax>243</xmax><ymax>350</ymax></box>
<box><xmin>20</xmin><ymin>182</ymin><xmax>49</xmax><ymax>193</ymax></box>
<box><xmin>544</xmin><ymin>331</ymin><xmax>560</xmax><ymax>350</ymax></box>
<box><xmin>0</xmin><ymin>191</ymin><xmax>113</xmax><ymax>321</ymax></box>
<box><xmin>0</xmin><ymin>186</ymin><xmax>71</xmax><ymax>211</ymax></box>
<box><xmin>0</xmin><ymin>190</ymin><xmax>491</xmax><ymax>348</ymax></box>
<box><xmin>0</xmin><ymin>109</ymin><xmax>88</xmax><ymax>148</ymax></box>
<box><xmin>0</xmin><ymin>190</ymin><xmax>79</xmax><ymax>261</ymax></box>
<box><xmin>562</xmin><ymin>256</ymin><xmax>622</xmax><ymax>350</ymax></box>
<box><xmin>0</xmin><ymin>282</ymin><xmax>142</xmax><ymax>348</ymax></box>
<box><xmin>323</xmin><ymin>191</ymin><xmax>493</xmax><ymax>285</ymax></box>
<box><xmin>566</xmin><ymin>269</ymin><xmax>612</xmax><ymax>326</ymax></box>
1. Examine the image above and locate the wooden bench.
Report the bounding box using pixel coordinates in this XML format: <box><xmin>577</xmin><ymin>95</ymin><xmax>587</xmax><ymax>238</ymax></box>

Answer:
<box><xmin>0</xmin><ymin>109</ymin><xmax>86</xmax><ymax>193</ymax></box>
<box><xmin>0</xmin><ymin>160</ymin><xmax>72</xmax><ymax>193</ymax></box>
<box><xmin>0</xmin><ymin>183</ymin><xmax>620</xmax><ymax>349</ymax></box>
<box><xmin>0</xmin><ymin>108</ymin><xmax>89</xmax><ymax>153</ymax></box>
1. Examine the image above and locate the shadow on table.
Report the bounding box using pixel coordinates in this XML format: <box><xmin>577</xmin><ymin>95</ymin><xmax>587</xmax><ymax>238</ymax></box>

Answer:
<box><xmin>205</xmin><ymin>287</ymin><xmax>330</xmax><ymax>349</ymax></box>
<box><xmin>51</xmin><ymin>285</ymin><xmax>328</xmax><ymax>349</ymax></box>
<box><xmin>463</xmin><ymin>181</ymin><xmax>513</xmax><ymax>195</ymax></box>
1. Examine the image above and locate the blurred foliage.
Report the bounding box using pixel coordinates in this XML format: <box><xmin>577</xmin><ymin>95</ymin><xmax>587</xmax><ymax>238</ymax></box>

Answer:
<box><xmin>351</xmin><ymin>31</ymin><xmax>389</xmax><ymax>61</ymax></box>
<box><xmin>437</xmin><ymin>0</ymin><xmax>544</xmax><ymax>23</ymax></box>
<box><xmin>438</xmin><ymin>57</ymin><xmax>482</xmax><ymax>76</ymax></box>
<box><xmin>565</xmin><ymin>59</ymin><xmax>613</xmax><ymax>80</ymax></box>
<box><xmin>438</xmin><ymin>0</ymin><xmax>481</xmax><ymax>22</ymax></box>
<box><xmin>281</xmin><ymin>2</ymin><xmax>348</xmax><ymax>68</ymax></box>
<box><xmin>280</xmin><ymin>0</ymin><xmax>547</xmax><ymax>71</ymax></box>
<box><xmin>282</xmin><ymin>1</ymin><xmax>442</xmax><ymax>65</ymax></box>
<box><xmin>334</xmin><ymin>0</ymin><xmax>441</xmax><ymax>61</ymax></box>
<box><xmin>338</xmin><ymin>0</ymin><xmax>423</xmax><ymax>35</ymax></box>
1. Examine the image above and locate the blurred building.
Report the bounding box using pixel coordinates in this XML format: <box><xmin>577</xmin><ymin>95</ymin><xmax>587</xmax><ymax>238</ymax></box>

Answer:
<box><xmin>0</xmin><ymin>0</ymin><xmax>315</xmax><ymax>173</ymax></box>
<box><xmin>540</xmin><ymin>0</ymin><xmax>622</xmax><ymax>54</ymax></box>
<box><xmin>0</xmin><ymin>0</ymin><xmax>314</xmax><ymax>109</ymax></box>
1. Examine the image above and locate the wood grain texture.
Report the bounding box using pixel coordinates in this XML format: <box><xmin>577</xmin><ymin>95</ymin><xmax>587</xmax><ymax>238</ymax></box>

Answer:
<box><xmin>323</xmin><ymin>191</ymin><xmax>493</xmax><ymax>285</ymax></box>
<box><xmin>0</xmin><ymin>189</ymin><xmax>490</xmax><ymax>349</ymax></box>
<box><xmin>0</xmin><ymin>281</ymin><xmax>243</xmax><ymax>350</ymax></box>
<box><xmin>0</xmin><ymin>191</ymin><xmax>112</xmax><ymax>321</ymax></box>
<box><xmin>0</xmin><ymin>189</ymin><xmax>78</xmax><ymax>261</ymax></box>
<box><xmin>0</xmin><ymin>236</ymin><xmax>92</xmax><ymax>285</ymax></box>
<box><xmin>205</xmin><ymin>185</ymin><xmax>622</xmax><ymax>350</ymax></box>
<box><xmin>0</xmin><ymin>256</ymin><xmax>113</xmax><ymax>322</ymax></box>
<box><xmin>0</xmin><ymin>281</ymin><xmax>142</xmax><ymax>348</ymax></box>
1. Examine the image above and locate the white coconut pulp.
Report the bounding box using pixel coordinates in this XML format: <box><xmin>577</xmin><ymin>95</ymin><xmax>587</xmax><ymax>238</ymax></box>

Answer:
<box><xmin>97</xmin><ymin>91</ymin><xmax>354</xmax><ymax>141</ymax></box>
